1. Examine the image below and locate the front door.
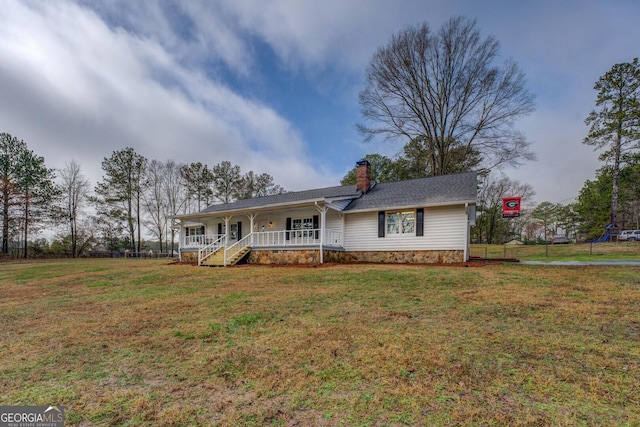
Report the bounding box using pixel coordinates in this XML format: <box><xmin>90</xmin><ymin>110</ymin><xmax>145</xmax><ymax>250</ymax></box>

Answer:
<box><xmin>228</xmin><ymin>221</ymin><xmax>242</xmax><ymax>244</ymax></box>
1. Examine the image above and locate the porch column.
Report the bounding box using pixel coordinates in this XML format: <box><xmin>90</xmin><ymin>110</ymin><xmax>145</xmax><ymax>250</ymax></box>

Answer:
<box><xmin>246</xmin><ymin>213</ymin><xmax>257</xmax><ymax>246</ymax></box>
<box><xmin>316</xmin><ymin>204</ymin><xmax>329</xmax><ymax>264</ymax></box>
<box><xmin>223</xmin><ymin>216</ymin><xmax>231</xmax><ymax>266</ymax></box>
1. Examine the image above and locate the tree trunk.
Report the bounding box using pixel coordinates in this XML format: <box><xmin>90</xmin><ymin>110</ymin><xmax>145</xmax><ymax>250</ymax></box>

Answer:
<box><xmin>23</xmin><ymin>193</ymin><xmax>29</xmax><ymax>258</ymax></box>
<box><xmin>2</xmin><ymin>188</ymin><xmax>9</xmax><ymax>254</ymax></box>
<box><xmin>611</xmin><ymin>130</ymin><xmax>622</xmax><ymax>228</ymax></box>
<box><xmin>70</xmin><ymin>216</ymin><xmax>77</xmax><ymax>258</ymax></box>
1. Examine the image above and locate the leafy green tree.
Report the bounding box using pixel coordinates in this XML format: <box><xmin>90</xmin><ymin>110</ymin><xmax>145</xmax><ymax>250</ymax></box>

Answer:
<box><xmin>94</xmin><ymin>147</ymin><xmax>148</xmax><ymax>252</ymax></box>
<box><xmin>583</xmin><ymin>58</ymin><xmax>640</xmax><ymax>228</ymax></box>
<box><xmin>1</xmin><ymin>133</ymin><xmax>56</xmax><ymax>257</ymax></box>
<box><xmin>235</xmin><ymin>171</ymin><xmax>284</xmax><ymax>199</ymax></box>
<box><xmin>340</xmin><ymin>154</ymin><xmax>398</xmax><ymax>185</ymax></box>
<box><xmin>530</xmin><ymin>202</ymin><xmax>563</xmax><ymax>242</ymax></box>
<box><xmin>16</xmin><ymin>149</ymin><xmax>57</xmax><ymax>258</ymax></box>
<box><xmin>180</xmin><ymin>162</ymin><xmax>213</xmax><ymax>212</ymax></box>
<box><xmin>574</xmin><ymin>160</ymin><xmax>640</xmax><ymax>238</ymax></box>
<box><xmin>211</xmin><ymin>161</ymin><xmax>241</xmax><ymax>204</ymax></box>
<box><xmin>619</xmin><ymin>158</ymin><xmax>640</xmax><ymax>229</ymax></box>
<box><xmin>0</xmin><ymin>133</ymin><xmax>27</xmax><ymax>254</ymax></box>
<box><xmin>358</xmin><ymin>16</ymin><xmax>535</xmax><ymax>176</ymax></box>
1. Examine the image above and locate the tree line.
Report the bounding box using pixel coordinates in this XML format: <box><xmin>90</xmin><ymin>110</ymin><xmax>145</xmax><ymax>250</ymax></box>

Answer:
<box><xmin>3</xmin><ymin>15</ymin><xmax>637</xmax><ymax>253</ymax></box>
<box><xmin>0</xmin><ymin>136</ymin><xmax>285</xmax><ymax>258</ymax></box>
<box><xmin>346</xmin><ymin>15</ymin><xmax>639</xmax><ymax>243</ymax></box>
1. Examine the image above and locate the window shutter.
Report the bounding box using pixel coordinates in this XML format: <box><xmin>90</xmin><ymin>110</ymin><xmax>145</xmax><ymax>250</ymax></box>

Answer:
<box><xmin>237</xmin><ymin>222</ymin><xmax>242</xmax><ymax>240</ymax></box>
<box><xmin>217</xmin><ymin>223</ymin><xmax>222</xmax><ymax>235</ymax></box>
<box><xmin>378</xmin><ymin>211</ymin><xmax>385</xmax><ymax>238</ymax></box>
<box><xmin>416</xmin><ymin>208</ymin><xmax>424</xmax><ymax>236</ymax></box>
<box><xmin>313</xmin><ymin>215</ymin><xmax>319</xmax><ymax>239</ymax></box>
<box><xmin>285</xmin><ymin>217</ymin><xmax>291</xmax><ymax>241</ymax></box>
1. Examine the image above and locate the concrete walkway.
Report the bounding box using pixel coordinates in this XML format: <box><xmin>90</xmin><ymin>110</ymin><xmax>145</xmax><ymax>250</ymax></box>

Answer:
<box><xmin>520</xmin><ymin>260</ymin><xmax>640</xmax><ymax>266</ymax></box>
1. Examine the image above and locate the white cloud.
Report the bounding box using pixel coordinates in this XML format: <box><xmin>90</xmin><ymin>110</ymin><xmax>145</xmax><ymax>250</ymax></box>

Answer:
<box><xmin>1</xmin><ymin>0</ymin><xmax>639</xmax><ymax>207</ymax></box>
<box><xmin>0</xmin><ymin>0</ymin><xmax>330</xmax><ymax>191</ymax></box>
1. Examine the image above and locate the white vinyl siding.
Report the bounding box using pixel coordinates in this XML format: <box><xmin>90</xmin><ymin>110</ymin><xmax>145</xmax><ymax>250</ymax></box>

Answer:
<box><xmin>343</xmin><ymin>205</ymin><xmax>468</xmax><ymax>251</ymax></box>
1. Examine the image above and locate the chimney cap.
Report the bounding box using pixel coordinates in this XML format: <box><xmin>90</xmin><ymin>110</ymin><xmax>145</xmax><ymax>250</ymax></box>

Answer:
<box><xmin>356</xmin><ymin>159</ymin><xmax>371</xmax><ymax>167</ymax></box>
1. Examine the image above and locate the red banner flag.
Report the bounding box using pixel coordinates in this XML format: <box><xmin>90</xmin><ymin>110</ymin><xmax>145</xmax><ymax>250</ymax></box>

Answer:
<box><xmin>502</xmin><ymin>197</ymin><xmax>521</xmax><ymax>218</ymax></box>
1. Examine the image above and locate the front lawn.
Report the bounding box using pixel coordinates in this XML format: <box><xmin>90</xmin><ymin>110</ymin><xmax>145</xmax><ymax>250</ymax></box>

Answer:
<box><xmin>1</xmin><ymin>259</ymin><xmax>639</xmax><ymax>426</ymax></box>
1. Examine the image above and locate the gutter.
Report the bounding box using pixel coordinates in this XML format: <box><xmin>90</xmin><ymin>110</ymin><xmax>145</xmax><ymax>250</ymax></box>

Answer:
<box><xmin>343</xmin><ymin>200</ymin><xmax>477</xmax><ymax>214</ymax></box>
<box><xmin>170</xmin><ymin>195</ymin><xmax>359</xmax><ymax>221</ymax></box>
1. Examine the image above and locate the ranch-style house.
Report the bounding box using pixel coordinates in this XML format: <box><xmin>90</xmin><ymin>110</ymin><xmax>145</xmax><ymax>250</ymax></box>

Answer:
<box><xmin>174</xmin><ymin>160</ymin><xmax>477</xmax><ymax>266</ymax></box>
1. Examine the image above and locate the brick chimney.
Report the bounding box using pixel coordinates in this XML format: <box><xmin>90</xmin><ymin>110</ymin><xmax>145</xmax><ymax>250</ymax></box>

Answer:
<box><xmin>356</xmin><ymin>160</ymin><xmax>371</xmax><ymax>193</ymax></box>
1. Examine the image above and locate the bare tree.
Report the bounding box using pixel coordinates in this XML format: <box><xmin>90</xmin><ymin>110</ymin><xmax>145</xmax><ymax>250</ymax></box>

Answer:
<box><xmin>143</xmin><ymin>160</ymin><xmax>168</xmax><ymax>253</ymax></box>
<box><xmin>163</xmin><ymin>160</ymin><xmax>187</xmax><ymax>254</ymax></box>
<box><xmin>58</xmin><ymin>160</ymin><xmax>90</xmax><ymax>257</ymax></box>
<box><xmin>474</xmin><ymin>173</ymin><xmax>535</xmax><ymax>244</ymax></box>
<box><xmin>358</xmin><ymin>16</ymin><xmax>536</xmax><ymax>176</ymax></box>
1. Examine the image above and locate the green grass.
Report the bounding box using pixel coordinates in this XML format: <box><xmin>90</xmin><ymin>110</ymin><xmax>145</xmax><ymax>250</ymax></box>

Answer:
<box><xmin>1</xmin><ymin>258</ymin><xmax>639</xmax><ymax>426</ymax></box>
<box><xmin>471</xmin><ymin>241</ymin><xmax>640</xmax><ymax>261</ymax></box>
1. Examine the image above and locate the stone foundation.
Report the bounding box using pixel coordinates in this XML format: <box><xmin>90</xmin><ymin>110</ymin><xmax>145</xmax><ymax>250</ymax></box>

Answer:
<box><xmin>180</xmin><ymin>251</ymin><xmax>198</xmax><ymax>263</ymax></box>
<box><xmin>329</xmin><ymin>250</ymin><xmax>464</xmax><ymax>264</ymax></box>
<box><xmin>248</xmin><ymin>249</ymin><xmax>323</xmax><ymax>265</ymax></box>
<box><xmin>182</xmin><ymin>248</ymin><xmax>464</xmax><ymax>265</ymax></box>
<box><xmin>248</xmin><ymin>249</ymin><xmax>464</xmax><ymax>265</ymax></box>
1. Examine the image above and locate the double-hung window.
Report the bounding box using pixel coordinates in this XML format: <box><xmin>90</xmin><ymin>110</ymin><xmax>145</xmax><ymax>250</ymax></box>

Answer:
<box><xmin>386</xmin><ymin>211</ymin><xmax>415</xmax><ymax>235</ymax></box>
<box><xmin>292</xmin><ymin>217</ymin><xmax>313</xmax><ymax>238</ymax></box>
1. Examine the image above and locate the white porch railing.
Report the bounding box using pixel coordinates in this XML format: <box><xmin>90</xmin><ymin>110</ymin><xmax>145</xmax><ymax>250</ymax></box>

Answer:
<box><xmin>324</xmin><ymin>229</ymin><xmax>343</xmax><ymax>246</ymax></box>
<box><xmin>184</xmin><ymin>234</ymin><xmax>223</xmax><ymax>249</ymax></box>
<box><xmin>252</xmin><ymin>229</ymin><xmax>343</xmax><ymax>247</ymax></box>
<box><xmin>187</xmin><ymin>229</ymin><xmax>344</xmax><ymax>260</ymax></box>
<box><xmin>224</xmin><ymin>233</ymin><xmax>253</xmax><ymax>266</ymax></box>
<box><xmin>198</xmin><ymin>235</ymin><xmax>226</xmax><ymax>266</ymax></box>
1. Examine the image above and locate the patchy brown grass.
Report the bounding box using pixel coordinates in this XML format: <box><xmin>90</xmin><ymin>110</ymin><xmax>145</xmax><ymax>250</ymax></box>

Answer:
<box><xmin>1</xmin><ymin>259</ymin><xmax>639</xmax><ymax>426</ymax></box>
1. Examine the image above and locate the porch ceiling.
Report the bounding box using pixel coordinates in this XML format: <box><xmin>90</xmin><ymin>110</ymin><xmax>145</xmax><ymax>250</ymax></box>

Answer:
<box><xmin>174</xmin><ymin>199</ymin><xmax>342</xmax><ymax>222</ymax></box>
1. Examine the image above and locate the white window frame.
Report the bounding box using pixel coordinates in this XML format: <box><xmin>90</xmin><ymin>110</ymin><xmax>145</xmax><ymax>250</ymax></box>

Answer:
<box><xmin>386</xmin><ymin>211</ymin><xmax>415</xmax><ymax>235</ymax></box>
<box><xmin>186</xmin><ymin>226</ymin><xmax>204</xmax><ymax>236</ymax></box>
<box><xmin>292</xmin><ymin>217</ymin><xmax>314</xmax><ymax>238</ymax></box>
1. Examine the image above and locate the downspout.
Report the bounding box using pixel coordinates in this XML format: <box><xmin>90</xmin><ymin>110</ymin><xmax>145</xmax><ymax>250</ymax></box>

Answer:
<box><xmin>464</xmin><ymin>203</ymin><xmax>469</xmax><ymax>262</ymax></box>
<box><xmin>178</xmin><ymin>221</ymin><xmax>183</xmax><ymax>262</ymax></box>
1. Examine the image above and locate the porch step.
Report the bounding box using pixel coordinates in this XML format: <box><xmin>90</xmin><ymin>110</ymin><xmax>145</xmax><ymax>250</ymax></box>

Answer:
<box><xmin>200</xmin><ymin>247</ymin><xmax>251</xmax><ymax>267</ymax></box>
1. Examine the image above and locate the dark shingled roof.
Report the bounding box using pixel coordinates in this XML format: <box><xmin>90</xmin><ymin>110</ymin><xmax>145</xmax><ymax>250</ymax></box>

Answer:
<box><xmin>199</xmin><ymin>184</ymin><xmax>361</xmax><ymax>214</ymax></box>
<box><xmin>196</xmin><ymin>171</ymin><xmax>477</xmax><ymax>214</ymax></box>
<box><xmin>344</xmin><ymin>171</ymin><xmax>477</xmax><ymax>212</ymax></box>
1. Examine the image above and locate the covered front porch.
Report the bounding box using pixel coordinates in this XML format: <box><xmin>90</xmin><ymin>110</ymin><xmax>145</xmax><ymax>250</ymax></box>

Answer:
<box><xmin>177</xmin><ymin>205</ymin><xmax>345</xmax><ymax>266</ymax></box>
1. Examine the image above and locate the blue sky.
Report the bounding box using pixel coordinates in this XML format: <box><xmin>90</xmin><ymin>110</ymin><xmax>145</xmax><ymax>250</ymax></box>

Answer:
<box><xmin>1</xmin><ymin>0</ymin><xmax>639</xmax><ymax>206</ymax></box>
